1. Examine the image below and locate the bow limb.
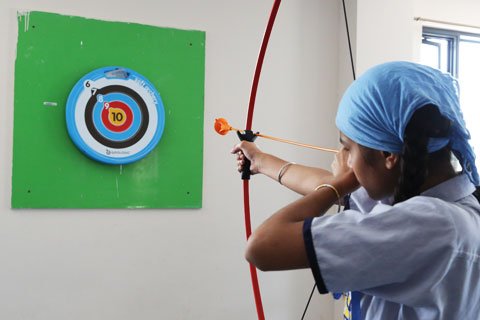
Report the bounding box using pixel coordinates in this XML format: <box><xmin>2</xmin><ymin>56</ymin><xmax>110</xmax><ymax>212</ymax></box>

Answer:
<box><xmin>243</xmin><ymin>1</ymin><xmax>281</xmax><ymax>320</ymax></box>
<box><xmin>246</xmin><ymin>0</ymin><xmax>282</xmax><ymax>131</ymax></box>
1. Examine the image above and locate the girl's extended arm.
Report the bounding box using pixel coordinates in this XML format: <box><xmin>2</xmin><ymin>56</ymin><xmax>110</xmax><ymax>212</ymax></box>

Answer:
<box><xmin>231</xmin><ymin>141</ymin><xmax>335</xmax><ymax>195</ymax></box>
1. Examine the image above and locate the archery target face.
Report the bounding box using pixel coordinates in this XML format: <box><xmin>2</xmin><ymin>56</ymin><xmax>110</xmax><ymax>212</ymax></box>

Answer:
<box><xmin>66</xmin><ymin>67</ymin><xmax>165</xmax><ymax>164</ymax></box>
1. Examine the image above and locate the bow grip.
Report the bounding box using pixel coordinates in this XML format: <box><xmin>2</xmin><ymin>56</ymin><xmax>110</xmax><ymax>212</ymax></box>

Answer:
<box><xmin>237</xmin><ymin>130</ymin><xmax>258</xmax><ymax>180</ymax></box>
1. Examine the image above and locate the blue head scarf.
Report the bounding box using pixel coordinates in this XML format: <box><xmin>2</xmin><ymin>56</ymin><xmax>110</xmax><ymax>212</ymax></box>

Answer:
<box><xmin>335</xmin><ymin>61</ymin><xmax>478</xmax><ymax>186</ymax></box>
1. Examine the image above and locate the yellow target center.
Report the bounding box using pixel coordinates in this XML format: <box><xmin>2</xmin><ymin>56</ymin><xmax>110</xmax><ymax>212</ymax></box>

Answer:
<box><xmin>108</xmin><ymin>107</ymin><xmax>127</xmax><ymax>127</ymax></box>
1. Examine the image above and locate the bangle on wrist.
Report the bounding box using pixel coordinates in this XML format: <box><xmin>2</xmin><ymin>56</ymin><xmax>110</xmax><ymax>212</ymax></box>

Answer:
<box><xmin>314</xmin><ymin>184</ymin><xmax>341</xmax><ymax>203</ymax></box>
<box><xmin>277</xmin><ymin>162</ymin><xmax>296</xmax><ymax>185</ymax></box>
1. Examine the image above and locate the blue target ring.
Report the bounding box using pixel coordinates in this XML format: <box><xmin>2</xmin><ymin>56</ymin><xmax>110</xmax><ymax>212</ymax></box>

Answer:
<box><xmin>92</xmin><ymin>92</ymin><xmax>142</xmax><ymax>142</ymax></box>
<box><xmin>66</xmin><ymin>67</ymin><xmax>165</xmax><ymax>164</ymax></box>
<box><xmin>91</xmin><ymin>91</ymin><xmax>142</xmax><ymax>142</ymax></box>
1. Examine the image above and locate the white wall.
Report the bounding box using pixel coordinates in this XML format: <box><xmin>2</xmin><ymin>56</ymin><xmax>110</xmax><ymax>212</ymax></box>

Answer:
<box><xmin>0</xmin><ymin>0</ymin><xmax>346</xmax><ymax>319</ymax></box>
<box><xmin>356</xmin><ymin>0</ymin><xmax>416</xmax><ymax>74</ymax></box>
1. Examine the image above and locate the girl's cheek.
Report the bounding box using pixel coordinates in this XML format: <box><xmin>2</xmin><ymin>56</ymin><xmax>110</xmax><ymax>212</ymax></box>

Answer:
<box><xmin>347</xmin><ymin>154</ymin><xmax>353</xmax><ymax>168</ymax></box>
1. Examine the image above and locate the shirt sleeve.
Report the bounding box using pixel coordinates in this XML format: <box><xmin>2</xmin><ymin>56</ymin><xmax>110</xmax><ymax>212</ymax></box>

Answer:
<box><xmin>303</xmin><ymin>196</ymin><xmax>457</xmax><ymax>295</ymax></box>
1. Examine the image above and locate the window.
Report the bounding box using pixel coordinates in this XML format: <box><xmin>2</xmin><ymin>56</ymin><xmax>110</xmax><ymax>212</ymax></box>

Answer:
<box><xmin>421</xmin><ymin>27</ymin><xmax>480</xmax><ymax>168</ymax></box>
<box><xmin>421</xmin><ymin>30</ymin><xmax>455</xmax><ymax>74</ymax></box>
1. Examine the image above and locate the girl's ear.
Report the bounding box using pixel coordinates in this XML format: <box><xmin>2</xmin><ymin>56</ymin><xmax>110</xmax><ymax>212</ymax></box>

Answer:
<box><xmin>383</xmin><ymin>151</ymin><xmax>400</xmax><ymax>170</ymax></box>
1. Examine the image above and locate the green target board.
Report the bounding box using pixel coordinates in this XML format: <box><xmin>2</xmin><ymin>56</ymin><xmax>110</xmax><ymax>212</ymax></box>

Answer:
<box><xmin>12</xmin><ymin>11</ymin><xmax>205</xmax><ymax>208</ymax></box>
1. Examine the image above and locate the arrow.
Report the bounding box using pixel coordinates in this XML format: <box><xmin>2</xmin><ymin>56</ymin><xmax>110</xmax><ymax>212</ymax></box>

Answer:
<box><xmin>214</xmin><ymin>118</ymin><xmax>338</xmax><ymax>153</ymax></box>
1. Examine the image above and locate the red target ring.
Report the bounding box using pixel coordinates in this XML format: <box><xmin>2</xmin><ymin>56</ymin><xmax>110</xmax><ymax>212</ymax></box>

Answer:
<box><xmin>101</xmin><ymin>101</ymin><xmax>134</xmax><ymax>133</ymax></box>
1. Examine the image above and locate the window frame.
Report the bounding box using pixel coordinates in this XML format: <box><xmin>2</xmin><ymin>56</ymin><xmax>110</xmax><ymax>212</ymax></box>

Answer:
<box><xmin>422</xmin><ymin>27</ymin><xmax>480</xmax><ymax>78</ymax></box>
<box><xmin>422</xmin><ymin>27</ymin><xmax>457</xmax><ymax>77</ymax></box>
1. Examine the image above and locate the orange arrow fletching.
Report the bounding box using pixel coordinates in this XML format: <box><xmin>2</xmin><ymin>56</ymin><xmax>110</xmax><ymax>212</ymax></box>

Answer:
<box><xmin>214</xmin><ymin>118</ymin><xmax>234</xmax><ymax>135</ymax></box>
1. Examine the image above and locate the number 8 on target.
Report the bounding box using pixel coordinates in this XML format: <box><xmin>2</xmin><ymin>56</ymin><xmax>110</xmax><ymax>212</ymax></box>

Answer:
<box><xmin>66</xmin><ymin>67</ymin><xmax>165</xmax><ymax>164</ymax></box>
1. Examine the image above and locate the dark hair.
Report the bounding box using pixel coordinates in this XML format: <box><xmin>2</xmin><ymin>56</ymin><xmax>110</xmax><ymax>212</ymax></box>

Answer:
<box><xmin>393</xmin><ymin>105</ymin><xmax>452</xmax><ymax>203</ymax></box>
<box><xmin>474</xmin><ymin>187</ymin><xmax>480</xmax><ymax>202</ymax></box>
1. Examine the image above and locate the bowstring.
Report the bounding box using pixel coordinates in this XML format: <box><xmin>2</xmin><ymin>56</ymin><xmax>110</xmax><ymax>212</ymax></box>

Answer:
<box><xmin>342</xmin><ymin>0</ymin><xmax>356</xmax><ymax>81</ymax></box>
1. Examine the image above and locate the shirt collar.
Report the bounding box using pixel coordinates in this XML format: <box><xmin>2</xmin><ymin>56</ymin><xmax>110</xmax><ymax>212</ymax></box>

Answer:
<box><xmin>420</xmin><ymin>173</ymin><xmax>475</xmax><ymax>202</ymax></box>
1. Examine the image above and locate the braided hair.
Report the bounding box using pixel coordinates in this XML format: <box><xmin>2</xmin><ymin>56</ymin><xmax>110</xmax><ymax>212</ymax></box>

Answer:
<box><xmin>393</xmin><ymin>105</ymin><xmax>452</xmax><ymax>204</ymax></box>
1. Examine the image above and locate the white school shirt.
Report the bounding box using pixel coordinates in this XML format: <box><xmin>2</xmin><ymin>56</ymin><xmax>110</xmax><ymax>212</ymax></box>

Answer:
<box><xmin>303</xmin><ymin>174</ymin><xmax>480</xmax><ymax>319</ymax></box>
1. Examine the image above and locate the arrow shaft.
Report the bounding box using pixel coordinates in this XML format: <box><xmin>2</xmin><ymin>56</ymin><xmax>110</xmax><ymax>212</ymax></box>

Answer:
<box><xmin>256</xmin><ymin>133</ymin><xmax>338</xmax><ymax>153</ymax></box>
